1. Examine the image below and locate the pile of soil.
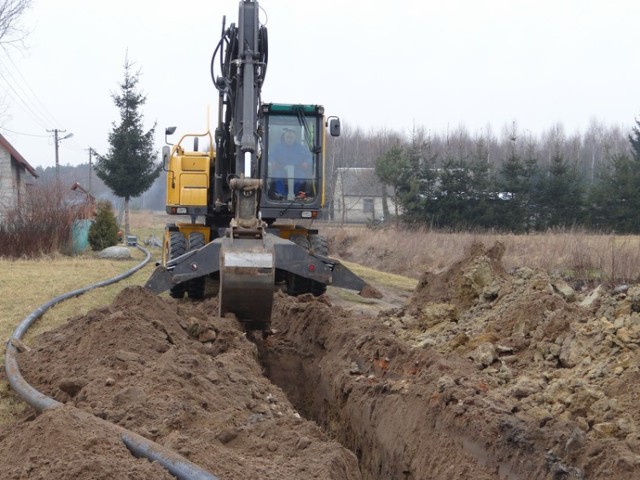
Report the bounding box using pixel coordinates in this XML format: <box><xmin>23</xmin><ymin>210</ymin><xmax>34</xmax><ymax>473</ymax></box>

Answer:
<box><xmin>2</xmin><ymin>241</ymin><xmax>639</xmax><ymax>479</ymax></box>
<box><xmin>1</xmin><ymin>289</ymin><xmax>359</xmax><ymax>479</ymax></box>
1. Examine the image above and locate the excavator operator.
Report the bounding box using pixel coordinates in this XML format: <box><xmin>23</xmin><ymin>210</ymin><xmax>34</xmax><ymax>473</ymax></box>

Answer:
<box><xmin>268</xmin><ymin>128</ymin><xmax>314</xmax><ymax>200</ymax></box>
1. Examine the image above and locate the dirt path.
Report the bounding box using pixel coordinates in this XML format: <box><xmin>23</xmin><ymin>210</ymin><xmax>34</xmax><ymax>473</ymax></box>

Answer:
<box><xmin>1</xmin><ymin>242</ymin><xmax>639</xmax><ymax>479</ymax></box>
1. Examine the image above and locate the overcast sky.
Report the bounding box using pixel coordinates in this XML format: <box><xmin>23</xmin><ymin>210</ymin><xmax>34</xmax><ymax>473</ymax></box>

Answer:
<box><xmin>2</xmin><ymin>0</ymin><xmax>640</xmax><ymax>168</ymax></box>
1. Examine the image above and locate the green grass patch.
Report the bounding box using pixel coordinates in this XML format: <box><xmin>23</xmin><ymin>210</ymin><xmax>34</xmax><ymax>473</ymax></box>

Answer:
<box><xmin>341</xmin><ymin>260</ymin><xmax>417</xmax><ymax>292</ymax></box>
<box><xmin>327</xmin><ymin>286</ymin><xmax>380</xmax><ymax>304</ymax></box>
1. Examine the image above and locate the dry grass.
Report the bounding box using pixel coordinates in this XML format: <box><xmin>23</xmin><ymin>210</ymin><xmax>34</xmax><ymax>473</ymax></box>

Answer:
<box><xmin>324</xmin><ymin>224</ymin><xmax>640</xmax><ymax>286</ymax></box>
<box><xmin>0</xmin><ymin>228</ymin><xmax>162</xmax><ymax>423</ymax></box>
<box><xmin>1</xmin><ymin>210</ymin><xmax>167</xmax><ymax>349</ymax></box>
<box><xmin>1</xmin><ymin>249</ymin><xmax>156</xmax><ymax>349</ymax></box>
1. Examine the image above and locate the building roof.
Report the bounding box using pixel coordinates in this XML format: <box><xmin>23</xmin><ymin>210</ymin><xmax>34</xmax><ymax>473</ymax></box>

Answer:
<box><xmin>336</xmin><ymin>167</ymin><xmax>392</xmax><ymax>197</ymax></box>
<box><xmin>0</xmin><ymin>133</ymin><xmax>38</xmax><ymax>178</ymax></box>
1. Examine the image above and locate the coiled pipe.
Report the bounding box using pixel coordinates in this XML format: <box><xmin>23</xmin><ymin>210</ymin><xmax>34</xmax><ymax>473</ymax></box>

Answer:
<box><xmin>4</xmin><ymin>245</ymin><xmax>219</xmax><ymax>480</ymax></box>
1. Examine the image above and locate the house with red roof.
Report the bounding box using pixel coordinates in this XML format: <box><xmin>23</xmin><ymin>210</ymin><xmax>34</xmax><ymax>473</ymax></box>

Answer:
<box><xmin>0</xmin><ymin>133</ymin><xmax>38</xmax><ymax>214</ymax></box>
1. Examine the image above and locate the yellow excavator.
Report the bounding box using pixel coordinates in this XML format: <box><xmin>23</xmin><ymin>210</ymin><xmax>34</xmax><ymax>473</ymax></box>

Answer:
<box><xmin>145</xmin><ymin>0</ymin><xmax>373</xmax><ymax>331</ymax></box>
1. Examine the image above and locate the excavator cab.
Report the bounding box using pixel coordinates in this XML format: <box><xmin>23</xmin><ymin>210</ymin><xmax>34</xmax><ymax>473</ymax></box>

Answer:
<box><xmin>259</xmin><ymin>103</ymin><xmax>339</xmax><ymax>222</ymax></box>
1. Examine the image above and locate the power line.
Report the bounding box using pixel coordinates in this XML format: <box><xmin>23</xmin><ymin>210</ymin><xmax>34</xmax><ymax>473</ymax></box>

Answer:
<box><xmin>1</xmin><ymin>55</ymin><xmax>62</xmax><ymax>127</ymax></box>
<box><xmin>0</xmin><ymin>57</ymin><xmax>59</xmax><ymax>128</ymax></box>
<box><xmin>0</xmin><ymin>68</ymin><xmax>50</xmax><ymax>129</ymax></box>
<box><xmin>0</xmin><ymin>126</ymin><xmax>49</xmax><ymax>138</ymax></box>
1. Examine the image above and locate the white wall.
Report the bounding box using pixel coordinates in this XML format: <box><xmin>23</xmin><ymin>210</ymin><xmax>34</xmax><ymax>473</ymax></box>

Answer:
<box><xmin>334</xmin><ymin>195</ymin><xmax>389</xmax><ymax>224</ymax></box>
<box><xmin>0</xmin><ymin>147</ymin><xmax>16</xmax><ymax>211</ymax></box>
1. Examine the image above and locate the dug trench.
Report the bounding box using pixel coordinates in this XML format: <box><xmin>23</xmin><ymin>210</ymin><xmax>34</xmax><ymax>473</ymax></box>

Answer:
<box><xmin>263</xmin><ymin>293</ymin><xmax>554</xmax><ymax>479</ymax></box>
<box><xmin>2</xmin><ymin>242</ymin><xmax>640</xmax><ymax>479</ymax></box>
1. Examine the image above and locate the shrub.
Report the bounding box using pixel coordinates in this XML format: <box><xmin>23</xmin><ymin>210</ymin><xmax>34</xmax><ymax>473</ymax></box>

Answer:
<box><xmin>88</xmin><ymin>201</ymin><xmax>119</xmax><ymax>251</ymax></box>
<box><xmin>0</xmin><ymin>183</ymin><xmax>75</xmax><ymax>258</ymax></box>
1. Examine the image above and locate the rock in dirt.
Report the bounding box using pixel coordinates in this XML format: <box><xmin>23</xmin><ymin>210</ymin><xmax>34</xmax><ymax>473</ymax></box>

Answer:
<box><xmin>58</xmin><ymin>378</ymin><xmax>88</xmax><ymax>397</ymax></box>
<box><xmin>469</xmin><ymin>342</ymin><xmax>497</xmax><ymax>368</ymax></box>
<box><xmin>360</xmin><ymin>283</ymin><xmax>383</xmax><ymax>299</ymax></box>
<box><xmin>97</xmin><ymin>246</ymin><xmax>132</xmax><ymax>259</ymax></box>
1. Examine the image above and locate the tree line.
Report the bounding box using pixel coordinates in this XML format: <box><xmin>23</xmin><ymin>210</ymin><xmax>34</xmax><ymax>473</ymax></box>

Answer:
<box><xmin>327</xmin><ymin>119</ymin><xmax>640</xmax><ymax>233</ymax></box>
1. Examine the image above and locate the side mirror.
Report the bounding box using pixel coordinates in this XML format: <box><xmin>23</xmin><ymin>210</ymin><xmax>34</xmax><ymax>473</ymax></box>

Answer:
<box><xmin>162</xmin><ymin>145</ymin><xmax>171</xmax><ymax>171</ymax></box>
<box><xmin>165</xmin><ymin>126</ymin><xmax>177</xmax><ymax>145</ymax></box>
<box><xmin>328</xmin><ymin>117</ymin><xmax>341</xmax><ymax>137</ymax></box>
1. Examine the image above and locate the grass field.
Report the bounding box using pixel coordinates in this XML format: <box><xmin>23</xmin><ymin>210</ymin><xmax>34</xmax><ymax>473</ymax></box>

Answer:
<box><xmin>0</xmin><ymin>245</ymin><xmax>161</xmax><ymax>422</ymax></box>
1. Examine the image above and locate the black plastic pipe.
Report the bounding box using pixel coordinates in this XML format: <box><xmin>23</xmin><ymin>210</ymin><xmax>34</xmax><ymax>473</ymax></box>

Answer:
<box><xmin>4</xmin><ymin>245</ymin><xmax>219</xmax><ymax>480</ymax></box>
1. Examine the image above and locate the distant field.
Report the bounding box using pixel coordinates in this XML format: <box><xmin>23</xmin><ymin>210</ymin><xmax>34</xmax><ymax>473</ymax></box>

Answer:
<box><xmin>324</xmin><ymin>224</ymin><xmax>640</xmax><ymax>286</ymax></box>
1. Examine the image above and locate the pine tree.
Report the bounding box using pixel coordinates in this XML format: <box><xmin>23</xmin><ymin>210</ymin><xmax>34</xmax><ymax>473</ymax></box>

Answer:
<box><xmin>88</xmin><ymin>201</ymin><xmax>119</xmax><ymax>251</ymax></box>
<box><xmin>589</xmin><ymin>152</ymin><xmax>640</xmax><ymax>233</ymax></box>
<box><xmin>94</xmin><ymin>59</ymin><xmax>161</xmax><ymax>235</ymax></box>
<box><xmin>436</xmin><ymin>144</ymin><xmax>472</xmax><ymax>229</ymax></box>
<box><xmin>374</xmin><ymin>144</ymin><xmax>412</xmax><ymax>222</ymax></box>
<box><xmin>467</xmin><ymin>135</ymin><xmax>494</xmax><ymax>228</ymax></box>
<box><xmin>497</xmin><ymin>141</ymin><xmax>526</xmax><ymax>232</ymax></box>
<box><xmin>537</xmin><ymin>151</ymin><xmax>584</xmax><ymax>229</ymax></box>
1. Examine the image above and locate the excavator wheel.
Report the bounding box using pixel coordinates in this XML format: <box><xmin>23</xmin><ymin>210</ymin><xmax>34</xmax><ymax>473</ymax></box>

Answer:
<box><xmin>168</xmin><ymin>232</ymin><xmax>187</xmax><ymax>299</ymax></box>
<box><xmin>286</xmin><ymin>234</ymin><xmax>312</xmax><ymax>296</ymax></box>
<box><xmin>186</xmin><ymin>232</ymin><xmax>206</xmax><ymax>299</ymax></box>
<box><xmin>308</xmin><ymin>234</ymin><xmax>328</xmax><ymax>296</ymax></box>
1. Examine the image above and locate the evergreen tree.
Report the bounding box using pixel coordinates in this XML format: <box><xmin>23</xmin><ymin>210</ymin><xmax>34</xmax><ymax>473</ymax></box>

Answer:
<box><xmin>88</xmin><ymin>201</ymin><xmax>119</xmax><ymax>251</ymax></box>
<box><xmin>537</xmin><ymin>151</ymin><xmax>584</xmax><ymax>229</ymax></box>
<box><xmin>374</xmin><ymin>144</ymin><xmax>412</xmax><ymax>222</ymax></box>
<box><xmin>411</xmin><ymin>131</ymin><xmax>439</xmax><ymax>226</ymax></box>
<box><xmin>467</xmin><ymin>135</ymin><xmax>494</xmax><ymax>228</ymax></box>
<box><xmin>435</xmin><ymin>145</ymin><xmax>472</xmax><ymax>229</ymax></box>
<box><xmin>521</xmin><ymin>139</ymin><xmax>540</xmax><ymax>231</ymax></box>
<box><xmin>496</xmin><ymin>142</ymin><xmax>526</xmax><ymax>232</ymax></box>
<box><xmin>94</xmin><ymin>59</ymin><xmax>161</xmax><ymax>235</ymax></box>
<box><xmin>589</xmin><ymin>153</ymin><xmax>640</xmax><ymax>232</ymax></box>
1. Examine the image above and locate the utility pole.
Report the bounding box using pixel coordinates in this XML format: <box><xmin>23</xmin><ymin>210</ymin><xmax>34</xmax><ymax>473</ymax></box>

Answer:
<box><xmin>47</xmin><ymin>129</ymin><xmax>74</xmax><ymax>179</ymax></box>
<box><xmin>47</xmin><ymin>129</ymin><xmax>64</xmax><ymax>178</ymax></box>
<box><xmin>87</xmin><ymin>147</ymin><xmax>93</xmax><ymax>193</ymax></box>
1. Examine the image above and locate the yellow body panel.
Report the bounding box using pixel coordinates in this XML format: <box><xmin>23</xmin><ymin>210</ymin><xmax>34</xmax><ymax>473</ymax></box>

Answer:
<box><xmin>180</xmin><ymin>186</ymin><xmax>208</xmax><ymax>205</ymax></box>
<box><xmin>181</xmin><ymin>156</ymin><xmax>209</xmax><ymax>171</ymax></box>
<box><xmin>167</xmin><ymin>152</ymin><xmax>212</xmax><ymax>206</ymax></box>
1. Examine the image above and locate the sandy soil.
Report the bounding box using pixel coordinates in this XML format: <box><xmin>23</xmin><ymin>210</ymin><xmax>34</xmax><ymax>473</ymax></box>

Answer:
<box><xmin>1</xmin><ymin>242</ymin><xmax>639</xmax><ymax>479</ymax></box>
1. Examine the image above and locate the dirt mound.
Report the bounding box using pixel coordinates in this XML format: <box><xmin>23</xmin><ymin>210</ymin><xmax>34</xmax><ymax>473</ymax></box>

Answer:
<box><xmin>0</xmin><ymin>405</ymin><xmax>173</xmax><ymax>479</ymax></box>
<box><xmin>5</xmin><ymin>287</ymin><xmax>359</xmax><ymax>479</ymax></box>
<box><xmin>380</xmin><ymin>242</ymin><xmax>640</xmax><ymax>478</ymax></box>
<box><xmin>410</xmin><ymin>241</ymin><xmax>507</xmax><ymax>310</ymax></box>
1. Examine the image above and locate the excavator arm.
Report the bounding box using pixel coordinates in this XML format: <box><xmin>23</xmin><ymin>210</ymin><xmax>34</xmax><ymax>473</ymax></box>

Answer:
<box><xmin>145</xmin><ymin>0</ymin><xmax>378</xmax><ymax>331</ymax></box>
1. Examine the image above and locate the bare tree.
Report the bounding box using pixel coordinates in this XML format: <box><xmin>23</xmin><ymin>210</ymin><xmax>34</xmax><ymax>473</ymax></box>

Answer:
<box><xmin>0</xmin><ymin>0</ymin><xmax>32</xmax><ymax>50</ymax></box>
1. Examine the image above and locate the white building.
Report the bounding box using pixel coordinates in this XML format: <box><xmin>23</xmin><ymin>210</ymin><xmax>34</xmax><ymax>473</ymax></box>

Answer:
<box><xmin>333</xmin><ymin>167</ymin><xmax>395</xmax><ymax>224</ymax></box>
<box><xmin>0</xmin><ymin>134</ymin><xmax>38</xmax><ymax>215</ymax></box>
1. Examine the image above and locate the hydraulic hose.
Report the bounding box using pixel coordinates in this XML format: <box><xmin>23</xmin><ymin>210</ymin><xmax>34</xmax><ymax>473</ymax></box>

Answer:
<box><xmin>4</xmin><ymin>246</ymin><xmax>219</xmax><ymax>480</ymax></box>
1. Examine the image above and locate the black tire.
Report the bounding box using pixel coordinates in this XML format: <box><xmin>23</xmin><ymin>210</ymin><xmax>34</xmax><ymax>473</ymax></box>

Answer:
<box><xmin>308</xmin><ymin>234</ymin><xmax>328</xmax><ymax>296</ymax></box>
<box><xmin>286</xmin><ymin>234</ymin><xmax>312</xmax><ymax>296</ymax></box>
<box><xmin>168</xmin><ymin>232</ymin><xmax>187</xmax><ymax>299</ymax></box>
<box><xmin>186</xmin><ymin>232</ymin><xmax>206</xmax><ymax>299</ymax></box>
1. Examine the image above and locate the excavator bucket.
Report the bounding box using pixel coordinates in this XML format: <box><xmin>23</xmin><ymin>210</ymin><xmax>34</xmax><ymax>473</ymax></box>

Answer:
<box><xmin>218</xmin><ymin>236</ymin><xmax>274</xmax><ymax>331</ymax></box>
